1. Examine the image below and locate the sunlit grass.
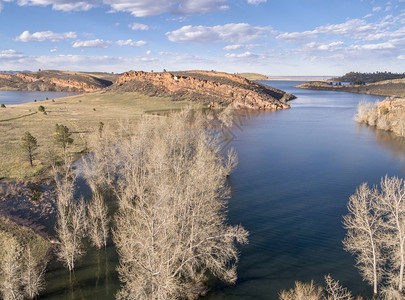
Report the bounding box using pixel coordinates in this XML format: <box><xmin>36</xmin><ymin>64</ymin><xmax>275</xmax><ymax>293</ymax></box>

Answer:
<box><xmin>0</xmin><ymin>91</ymin><xmax>192</xmax><ymax>180</ymax></box>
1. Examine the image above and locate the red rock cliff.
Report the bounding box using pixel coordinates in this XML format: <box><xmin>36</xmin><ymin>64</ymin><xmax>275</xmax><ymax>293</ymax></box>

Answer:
<box><xmin>113</xmin><ymin>71</ymin><xmax>295</xmax><ymax>110</ymax></box>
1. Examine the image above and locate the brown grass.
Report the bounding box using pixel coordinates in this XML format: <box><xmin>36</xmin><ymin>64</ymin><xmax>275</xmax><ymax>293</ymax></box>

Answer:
<box><xmin>0</xmin><ymin>91</ymin><xmax>192</xmax><ymax>181</ymax></box>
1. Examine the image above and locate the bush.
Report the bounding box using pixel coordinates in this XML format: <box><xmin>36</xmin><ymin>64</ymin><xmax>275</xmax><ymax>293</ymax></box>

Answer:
<box><xmin>38</xmin><ymin>105</ymin><xmax>45</xmax><ymax>112</ymax></box>
<box><xmin>1</xmin><ymin>104</ymin><xmax>5</xmax><ymax>108</ymax></box>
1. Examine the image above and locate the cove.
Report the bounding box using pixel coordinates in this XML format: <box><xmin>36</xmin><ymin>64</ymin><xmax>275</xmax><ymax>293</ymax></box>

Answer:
<box><xmin>0</xmin><ymin>91</ymin><xmax>80</xmax><ymax>105</ymax></box>
<box><xmin>41</xmin><ymin>81</ymin><xmax>405</xmax><ymax>299</ymax></box>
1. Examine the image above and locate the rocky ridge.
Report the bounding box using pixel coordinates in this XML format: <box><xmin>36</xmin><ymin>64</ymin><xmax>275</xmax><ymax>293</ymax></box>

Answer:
<box><xmin>111</xmin><ymin>70</ymin><xmax>295</xmax><ymax>110</ymax></box>
<box><xmin>0</xmin><ymin>70</ymin><xmax>118</xmax><ymax>92</ymax></box>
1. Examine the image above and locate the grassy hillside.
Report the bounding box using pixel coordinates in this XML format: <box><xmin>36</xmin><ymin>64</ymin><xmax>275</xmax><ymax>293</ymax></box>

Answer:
<box><xmin>0</xmin><ymin>92</ymin><xmax>192</xmax><ymax>180</ymax></box>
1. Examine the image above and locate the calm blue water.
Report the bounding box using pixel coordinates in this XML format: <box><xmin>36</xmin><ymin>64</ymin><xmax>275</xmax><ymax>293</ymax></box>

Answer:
<box><xmin>0</xmin><ymin>91</ymin><xmax>80</xmax><ymax>105</ymax></box>
<box><xmin>43</xmin><ymin>81</ymin><xmax>405</xmax><ymax>299</ymax></box>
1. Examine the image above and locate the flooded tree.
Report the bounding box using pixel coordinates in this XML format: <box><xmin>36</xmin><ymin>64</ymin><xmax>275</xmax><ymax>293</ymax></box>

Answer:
<box><xmin>86</xmin><ymin>189</ymin><xmax>109</xmax><ymax>249</ymax></box>
<box><xmin>344</xmin><ymin>176</ymin><xmax>405</xmax><ymax>297</ymax></box>
<box><xmin>377</xmin><ymin>176</ymin><xmax>405</xmax><ymax>293</ymax></box>
<box><xmin>343</xmin><ymin>183</ymin><xmax>383</xmax><ymax>296</ymax></box>
<box><xmin>54</xmin><ymin>158</ymin><xmax>87</xmax><ymax>271</ymax></box>
<box><xmin>112</xmin><ymin>111</ymin><xmax>248</xmax><ymax>299</ymax></box>
<box><xmin>21</xmin><ymin>246</ymin><xmax>45</xmax><ymax>299</ymax></box>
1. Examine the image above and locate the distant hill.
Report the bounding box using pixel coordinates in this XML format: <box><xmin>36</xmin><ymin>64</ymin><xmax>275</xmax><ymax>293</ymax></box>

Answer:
<box><xmin>0</xmin><ymin>70</ymin><xmax>119</xmax><ymax>92</ymax></box>
<box><xmin>236</xmin><ymin>73</ymin><xmax>269</xmax><ymax>80</ymax></box>
<box><xmin>331</xmin><ymin>71</ymin><xmax>405</xmax><ymax>84</ymax></box>
<box><xmin>296</xmin><ymin>78</ymin><xmax>405</xmax><ymax>98</ymax></box>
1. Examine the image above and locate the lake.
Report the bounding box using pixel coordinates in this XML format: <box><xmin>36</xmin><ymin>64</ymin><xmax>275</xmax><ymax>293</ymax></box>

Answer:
<box><xmin>0</xmin><ymin>91</ymin><xmax>80</xmax><ymax>105</ymax></box>
<box><xmin>42</xmin><ymin>81</ymin><xmax>404</xmax><ymax>299</ymax></box>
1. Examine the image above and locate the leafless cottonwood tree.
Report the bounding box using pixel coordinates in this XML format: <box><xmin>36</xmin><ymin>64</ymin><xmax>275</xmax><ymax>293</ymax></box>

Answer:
<box><xmin>343</xmin><ymin>183</ymin><xmax>383</xmax><ymax>296</ymax></box>
<box><xmin>0</xmin><ymin>232</ymin><xmax>23</xmax><ymax>300</ymax></box>
<box><xmin>112</xmin><ymin>110</ymin><xmax>248</xmax><ymax>300</ymax></box>
<box><xmin>378</xmin><ymin>176</ymin><xmax>405</xmax><ymax>293</ymax></box>
<box><xmin>54</xmin><ymin>157</ymin><xmax>87</xmax><ymax>271</ymax></box>
<box><xmin>80</xmin><ymin>127</ymin><xmax>120</xmax><ymax>249</ymax></box>
<box><xmin>0</xmin><ymin>232</ymin><xmax>46</xmax><ymax>299</ymax></box>
<box><xmin>21</xmin><ymin>246</ymin><xmax>45</xmax><ymax>299</ymax></box>
<box><xmin>86</xmin><ymin>189</ymin><xmax>109</xmax><ymax>249</ymax></box>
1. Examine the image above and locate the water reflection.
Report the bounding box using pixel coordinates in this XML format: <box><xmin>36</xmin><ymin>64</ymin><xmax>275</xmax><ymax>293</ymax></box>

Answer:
<box><xmin>358</xmin><ymin>123</ymin><xmax>405</xmax><ymax>174</ymax></box>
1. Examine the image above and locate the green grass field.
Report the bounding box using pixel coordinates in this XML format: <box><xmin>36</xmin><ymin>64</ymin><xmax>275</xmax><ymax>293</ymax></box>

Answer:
<box><xmin>0</xmin><ymin>91</ymin><xmax>192</xmax><ymax>180</ymax></box>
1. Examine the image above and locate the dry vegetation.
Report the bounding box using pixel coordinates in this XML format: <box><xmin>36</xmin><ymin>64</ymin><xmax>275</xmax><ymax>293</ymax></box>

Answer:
<box><xmin>279</xmin><ymin>275</ymin><xmax>355</xmax><ymax>300</ymax></box>
<box><xmin>48</xmin><ymin>110</ymin><xmax>248</xmax><ymax>299</ymax></box>
<box><xmin>354</xmin><ymin>98</ymin><xmax>405</xmax><ymax>137</ymax></box>
<box><xmin>0</xmin><ymin>91</ymin><xmax>192</xmax><ymax>180</ymax></box>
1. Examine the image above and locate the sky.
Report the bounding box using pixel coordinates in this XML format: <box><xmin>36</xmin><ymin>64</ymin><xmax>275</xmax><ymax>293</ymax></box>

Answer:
<box><xmin>0</xmin><ymin>0</ymin><xmax>404</xmax><ymax>76</ymax></box>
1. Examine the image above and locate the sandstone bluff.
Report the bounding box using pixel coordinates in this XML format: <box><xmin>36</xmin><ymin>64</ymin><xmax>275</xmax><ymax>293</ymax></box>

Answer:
<box><xmin>110</xmin><ymin>70</ymin><xmax>296</xmax><ymax>110</ymax></box>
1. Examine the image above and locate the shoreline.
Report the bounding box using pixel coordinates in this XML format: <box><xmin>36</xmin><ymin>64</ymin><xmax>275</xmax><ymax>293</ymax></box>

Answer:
<box><xmin>296</xmin><ymin>80</ymin><xmax>405</xmax><ymax>98</ymax></box>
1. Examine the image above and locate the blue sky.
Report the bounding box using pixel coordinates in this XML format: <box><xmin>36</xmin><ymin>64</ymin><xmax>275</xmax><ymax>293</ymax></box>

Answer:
<box><xmin>0</xmin><ymin>0</ymin><xmax>404</xmax><ymax>75</ymax></box>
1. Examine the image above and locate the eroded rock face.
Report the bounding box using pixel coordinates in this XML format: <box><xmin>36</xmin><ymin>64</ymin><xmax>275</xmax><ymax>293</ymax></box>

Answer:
<box><xmin>113</xmin><ymin>70</ymin><xmax>295</xmax><ymax>110</ymax></box>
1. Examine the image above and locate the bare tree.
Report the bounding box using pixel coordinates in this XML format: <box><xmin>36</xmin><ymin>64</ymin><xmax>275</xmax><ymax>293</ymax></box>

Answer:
<box><xmin>324</xmin><ymin>275</ymin><xmax>353</xmax><ymax>300</ymax></box>
<box><xmin>54</xmin><ymin>158</ymin><xmax>87</xmax><ymax>271</ymax></box>
<box><xmin>0</xmin><ymin>232</ymin><xmax>23</xmax><ymax>300</ymax></box>
<box><xmin>87</xmin><ymin>190</ymin><xmax>109</xmax><ymax>249</ymax></box>
<box><xmin>343</xmin><ymin>183</ymin><xmax>383</xmax><ymax>296</ymax></box>
<box><xmin>279</xmin><ymin>280</ymin><xmax>324</xmax><ymax>300</ymax></box>
<box><xmin>378</xmin><ymin>176</ymin><xmax>405</xmax><ymax>292</ymax></box>
<box><xmin>21</xmin><ymin>246</ymin><xmax>45</xmax><ymax>299</ymax></box>
<box><xmin>113</xmin><ymin>111</ymin><xmax>248</xmax><ymax>299</ymax></box>
<box><xmin>279</xmin><ymin>276</ymin><xmax>354</xmax><ymax>300</ymax></box>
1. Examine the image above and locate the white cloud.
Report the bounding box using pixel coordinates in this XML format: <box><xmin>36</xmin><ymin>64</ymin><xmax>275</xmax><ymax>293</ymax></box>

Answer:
<box><xmin>247</xmin><ymin>0</ymin><xmax>266</xmax><ymax>4</ymax></box>
<box><xmin>353</xmin><ymin>41</ymin><xmax>395</xmax><ymax>50</ymax></box>
<box><xmin>104</xmin><ymin>0</ymin><xmax>228</xmax><ymax>17</ymax></box>
<box><xmin>146</xmin><ymin>50</ymin><xmax>152</xmax><ymax>55</ymax></box>
<box><xmin>223</xmin><ymin>44</ymin><xmax>243</xmax><ymax>51</ymax></box>
<box><xmin>16</xmin><ymin>0</ymin><xmax>100</xmax><ymax>11</ymax></box>
<box><xmin>398</xmin><ymin>55</ymin><xmax>405</xmax><ymax>59</ymax></box>
<box><xmin>72</xmin><ymin>39</ymin><xmax>111</xmax><ymax>48</ymax></box>
<box><xmin>372</xmin><ymin>6</ymin><xmax>382</xmax><ymax>12</ymax></box>
<box><xmin>116</xmin><ymin>39</ymin><xmax>147</xmax><ymax>47</ymax></box>
<box><xmin>129</xmin><ymin>23</ymin><xmax>150</xmax><ymax>31</ymax></box>
<box><xmin>276</xmin><ymin>30</ymin><xmax>317</xmax><ymax>42</ymax></box>
<box><xmin>0</xmin><ymin>49</ymin><xmax>24</xmax><ymax>59</ymax></box>
<box><xmin>50</xmin><ymin>47</ymin><xmax>58</xmax><ymax>53</ymax></box>
<box><xmin>277</xmin><ymin>17</ymin><xmax>405</xmax><ymax>42</ymax></box>
<box><xmin>223</xmin><ymin>43</ymin><xmax>261</xmax><ymax>51</ymax></box>
<box><xmin>225</xmin><ymin>51</ymin><xmax>257</xmax><ymax>58</ymax></box>
<box><xmin>304</xmin><ymin>41</ymin><xmax>344</xmax><ymax>51</ymax></box>
<box><xmin>14</xmin><ymin>30</ymin><xmax>77</xmax><ymax>42</ymax></box>
<box><xmin>167</xmin><ymin>23</ymin><xmax>274</xmax><ymax>43</ymax></box>
<box><xmin>0</xmin><ymin>2</ymin><xmax>3</xmax><ymax>12</ymax></box>
<box><xmin>14</xmin><ymin>0</ymin><xmax>229</xmax><ymax>15</ymax></box>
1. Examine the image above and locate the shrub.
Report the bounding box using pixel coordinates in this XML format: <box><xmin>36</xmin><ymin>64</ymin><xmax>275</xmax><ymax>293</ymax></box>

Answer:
<box><xmin>38</xmin><ymin>105</ymin><xmax>45</xmax><ymax>112</ymax></box>
<box><xmin>1</xmin><ymin>104</ymin><xmax>5</xmax><ymax>108</ymax></box>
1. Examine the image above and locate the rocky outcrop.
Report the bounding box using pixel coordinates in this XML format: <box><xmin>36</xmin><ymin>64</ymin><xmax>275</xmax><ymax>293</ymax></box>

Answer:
<box><xmin>112</xmin><ymin>70</ymin><xmax>295</xmax><ymax>110</ymax></box>
<box><xmin>0</xmin><ymin>70</ymin><xmax>118</xmax><ymax>92</ymax></box>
